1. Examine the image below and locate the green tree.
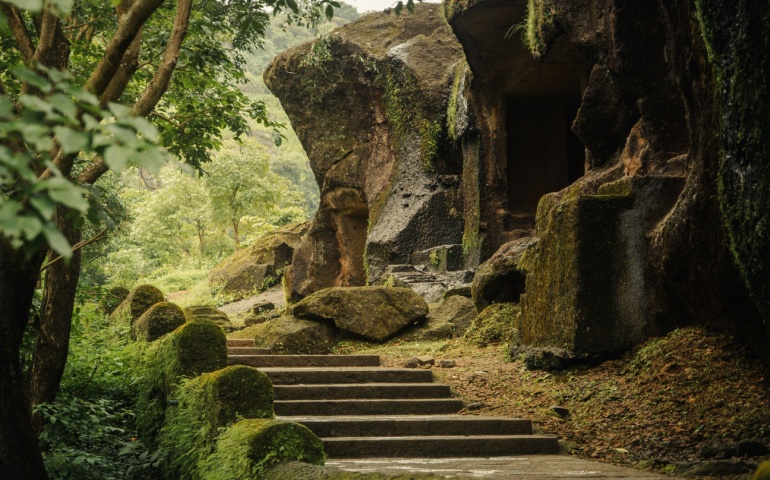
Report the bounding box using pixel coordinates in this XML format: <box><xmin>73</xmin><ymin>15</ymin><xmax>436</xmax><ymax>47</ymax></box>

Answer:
<box><xmin>0</xmin><ymin>0</ymin><xmax>340</xmax><ymax>476</ymax></box>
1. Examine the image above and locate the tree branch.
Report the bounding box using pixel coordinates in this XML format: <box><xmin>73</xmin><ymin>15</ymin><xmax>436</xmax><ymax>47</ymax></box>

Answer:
<box><xmin>100</xmin><ymin>0</ymin><xmax>143</xmax><ymax>105</ymax></box>
<box><xmin>131</xmin><ymin>0</ymin><xmax>191</xmax><ymax>116</ymax></box>
<box><xmin>85</xmin><ymin>0</ymin><xmax>166</xmax><ymax>97</ymax></box>
<box><xmin>33</xmin><ymin>6</ymin><xmax>59</xmax><ymax>64</ymax></box>
<box><xmin>39</xmin><ymin>227</ymin><xmax>109</xmax><ymax>272</ymax></box>
<box><xmin>1</xmin><ymin>3</ymin><xmax>36</xmax><ymax>64</ymax></box>
<box><xmin>77</xmin><ymin>156</ymin><xmax>110</xmax><ymax>185</ymax></box>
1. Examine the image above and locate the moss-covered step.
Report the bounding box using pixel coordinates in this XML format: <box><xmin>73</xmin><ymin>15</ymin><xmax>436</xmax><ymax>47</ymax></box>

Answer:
<box><xmin>227</xmin><ymin>338</ymin><xmax>256</xmax><ymax>347</ymax></box>
<box><xmin>228</xmin><ymin>355</ymin><xmax>381</xmax><ymax>368</ymax></box>
<box><xmin>274</xmin><ymin>398</ymin><xmax>464</xmax><ymax>416</ymax></box>
<box><xmin>278</xmin><ymin>415</ymin><xmax>533</xmax><ymax>437</ymax></box>
<box><xmin>321</xmin><ymin>434</ymin><xmax>559</xmax><ymax>458</ymax></box>
<box><xmin>274</xmin><ymin>383</ymin><xmax>451</xmax><ymax>400</ymax></box>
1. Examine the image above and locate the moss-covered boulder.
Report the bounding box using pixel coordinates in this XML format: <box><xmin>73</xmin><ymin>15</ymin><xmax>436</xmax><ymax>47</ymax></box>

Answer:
<box><xmin>184</xmin><ymin>305</ymin><xmax>234</xmax><ymax>332</ymax></box>
<box><xmin>101</xmin><ymin>286</ymin><xmax>129</xmax><ymax>315</ymax></box>
<box><xmin>241</xmin><ymin>316</ymin><xmax>337</xmax><ymax>354</ymax></box>
<box><xmin>109</xmin><ymin>284</ymin><xmax>165</xmax><ymax>327</ymax></box>
<box><xmin>210</xmin><ymin>223</ymin><xmax>308</xmax><ymax>300</ymax></box>
<box><xmin>471</xmin><ymin>238</ymin><xmax>532</xmax><ymax>311</ymax></box>
<box><xmin>293</xmin><ymin>287</ymin><xmax>428</xmax><ymax>342</ymax></box>
<box><xmin>133</xmin><ymin>302</ymin><xmax>187</xmax><ymax>342</ymax></box>
<box><xmin>201</xmin><ymin>419</ymin><xmax>325</xmax><ymax>479</ymax></box>
<box><xmin>407</xmin><ymin>295</ymin><xmax>477</xmax><ymax>341</ymax></box>
<box><xmin>159</xmin><ymin>365</ymin><xmax>274</xmax><ymax>479</ymax></box>
<box><xmin>463</xmin><ymin>303</ymin><xmax>520</xmax><ymax>347</ymax></box>
<box><xmin>134</xmin><ymin>319</ymin><xmax>228</xmax><ymax>444</ymax></box>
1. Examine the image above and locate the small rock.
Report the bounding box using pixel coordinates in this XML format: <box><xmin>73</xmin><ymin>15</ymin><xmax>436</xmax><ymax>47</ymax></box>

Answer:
<box><xmin>467</xmin><ymin>402</ymin><xmax>486</xmax><ymax>411</ymax></box>
<box><xmin>252</xmin><ymin>301</ymin><xmax>276</xmax><ymax>315</ymax></box>
<box><xmin>403</xmin><ymin>358</ymin><xmax>420</xmax><ymax>368</ymax></box>
<box><xmin>737</xmin><ymin>439</ymin><xmax>770</xmax><ymax>458</ymax></box>
<box><xmin>439</xmin><ymin>360</ymin><xmax>456</xmax><ymax>368</ymax></box>
<box><xmin>416</xmin><ymin>355</ymin><xmax>435</xmax><ymax>366</ymax></box>
<box><xmin>549</xmin><ymin>405</ymin><xmax>570</xmax><ymax>417</ymax></box>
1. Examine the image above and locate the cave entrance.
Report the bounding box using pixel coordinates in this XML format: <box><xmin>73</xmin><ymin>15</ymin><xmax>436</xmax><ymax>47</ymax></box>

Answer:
<box><xmin>504</xmin><ymin>42</ymin><xmax>586</xmax><ymax>215</ymax></box>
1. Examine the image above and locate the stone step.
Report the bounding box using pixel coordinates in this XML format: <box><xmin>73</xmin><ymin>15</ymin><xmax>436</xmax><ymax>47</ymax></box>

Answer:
<box><xmin>274</xmin><ymin>398</ymin><xmax>464</xmax><ymax>416</ymax></box>
<box><xmin>227</xmin><ymin>338</ymin><xmax>255</xmax><ymax>347</ymax></box>
<box><xmin>228</xmin><ymin>355</ymin><xmax>381</xmax><ymax>368</ymax></box>
<box><xmin>321</xmin><ymin>434</ymin><xmax>560</xmax><ymax>457</ymax></box>
<box><xmin>227</xmin><ymin>347</ymin><xmax>270</xmax><ymax>356</ymax></box>
<box><xmin>279</xmin><ymin>415</ymin><xmax>533</xmax><ymax>437</ymax></box>
<box><xmin>259</xmin><ymin>367</ymin><xmax>435</xmax><ymax>385</ymax></box>
<box><xmin>274</xmin><ymin>383</ymin><xmax>451</xmax><ymax>400</ymax></box>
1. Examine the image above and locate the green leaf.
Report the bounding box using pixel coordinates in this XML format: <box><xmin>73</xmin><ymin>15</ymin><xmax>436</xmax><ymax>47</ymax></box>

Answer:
<box><xmin>20</xmin><ymin>94</ymin><xmax>54</xmax><ymax>114</ymax></box>
<box><xmin>0</xmin><ymin>96</ymin><xmax>13</xmax><ymax>118</ymax></box>
<box><xmin>325</xmin><ymin>4</ymin><xmax>334</xmax><ymax>20</ymax></box>
<box><xmin>12</xmin><ymin>67</ymin><xmax>50</xmax><ymax>91</ymax></box>
<box><xmin>54</xmin><ymin>126</ymin><xmax>89</xmax><ymax>154</ymax></box>
<box><xmin>30</xmin><ymin>196</ymin><xmax>56</xmax><ymax>219</ymax></box>
<box><xmin>47</xmin><ymin>178</ymin><xmax>89</xmax><ymax>211</ymax></box>
<box><xmin>42</xmin><ymin>224</ymin><xmax>71</xmax><ymax>256</ymax></box>
<box><xmin>107</xmin><ymin>102</ymin><xmax>132</xmax><ymax>118</ymax></box>
<box><xmin>103</xmin><ymin>144</ymin><xmax>133</xmax><ymax>171</ymax></box>
<box><xmin>285</xmin><ymin>0</ymin><xmax>298</xmax><ymax>13</ymax></box>
<box><xmin>3</xmin><ymin>0</ymin><xmax>44</xmax><ymax>12</ymax></box>
<box><xmin>48</xmin><ymin>93</ymin><xmax>78</xmax><ymax>121</ymax></box>
<box><xmin>20</xmin><ymin>215</ymin><xmax>44</xmax><ymax>240</ymax></box>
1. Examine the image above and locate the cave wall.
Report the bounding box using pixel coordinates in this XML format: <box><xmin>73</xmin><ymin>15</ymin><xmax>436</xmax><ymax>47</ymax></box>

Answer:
<box><xmin>446</xmin><ymin>0</ymin><xmax>770</xmax><ymax>359</ymax></box>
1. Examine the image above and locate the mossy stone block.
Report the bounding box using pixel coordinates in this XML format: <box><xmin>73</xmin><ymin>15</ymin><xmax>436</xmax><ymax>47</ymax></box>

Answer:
<box><xmin>198</xmin><ymin>365</ymin><xmax>274</xmax><ymax>424</ymax></box>
<box><xmin>109</xmin><ymin>284</ymin><xmax>165</xmax><ymax>328</ymax></box>
<box><xmin>520</xmin><ymin>194</ymin><xmax>634</xmax><ymax>355</ymax></box>
<box><xmin>168</xmin><ymin>319</ymin><xmax>228</xmax><ymax>381</ymax></box>
<box><xmin>202</xmin><ymin>419</ymin><xmax>325</xmax><ymax>479</ymax></box>
<box><xmin>133</xmin><ymin>302</ymin><xmax>187</xmax><ymax>342</ymax></box>
<box><xmin>102</xmin><ymin>286</ymin><xmax>129</xmax><ymax>315</ymax></box>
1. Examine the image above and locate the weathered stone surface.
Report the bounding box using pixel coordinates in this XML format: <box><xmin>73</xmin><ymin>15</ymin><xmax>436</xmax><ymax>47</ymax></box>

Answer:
<box><xmin>110</xmin><ymin>284</ymin><xmax>165</xmax><ymax>327</ymax></box>
<box><xmin>183</xmin><ymin>305</ymin><xmax>233</xmax><ymax>332</ymax></box>
<box><xmin>133</xmin><ymin>302</ymin><xmax>187</xmax><ymax>342</ymax></box>
<box><xmin>244</xmin><ymin>310</ymin><xmax>282</xmax><ymax>327</ymax></box>
<box><xmin>293</xmin><ymin>287</ymin><xmax>428</xmax><ymax>342</ymax></box>
<box><xmin>471</xmin><ymin>238</ymin><xmax>532</xmax><ymax>311</ymax></box>
<box><xmin>463</xmin><ymin>303</ymin><xmax>519</xmax><ymax>347</ymax></box>
<box><xmin>408</xmin><ymin>295</ymin><xmax>476</xmax><ymax>341</ymax></box>
<box><xmin>245</xmin><ymin>316</ymin><xmax>337</xmax><ymax>354</ymax></box>
<box><xmin>265</xmin><ymin>5</ymin><xmax>465</xmax><ymax>302</ymax></box>
<box><xmin>209</xmin><ymin>223</ymin><xmax>307</xmax><ymax>300</ymax></box>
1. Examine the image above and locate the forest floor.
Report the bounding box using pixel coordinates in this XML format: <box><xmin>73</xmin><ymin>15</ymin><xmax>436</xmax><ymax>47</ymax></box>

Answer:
<box><xmin>334</xmin><ymin>327</ymin><xmax>770</xmax><ymax>479</ymax></box>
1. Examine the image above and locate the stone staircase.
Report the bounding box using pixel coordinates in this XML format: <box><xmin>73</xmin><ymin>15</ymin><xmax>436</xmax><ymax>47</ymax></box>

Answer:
<box><xmin>227</xmin><ymin>338</ymin><xmax>559</xmax><ymax>458</ymax></box>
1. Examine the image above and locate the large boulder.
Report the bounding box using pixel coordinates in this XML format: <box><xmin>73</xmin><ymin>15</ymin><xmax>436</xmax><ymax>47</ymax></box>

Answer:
<box><xmin>233</xmin><ymin>316</ymin><xmax>337</xmax><ymax>354</ymax></box>
<box><xmin>407</xmin><ymin>295</ymin><xmax>476</xmax><ymax>341</ymax></box>
<box><xmin>471</xmin><ymin>237</ymin><xmax>533</xmax><ymax>312</ymax></box>
<box><xmin>292</xmin><ymin>287</ymin><xmax>428</xmax><ymax>342</ymax></box>
<box><xmin>133</xmin><ymin>302</ymin><xmax>187</xmax><ymax>342</ymax></box>
<box><xmin>265</xmin><ymin>4</ymin><xmax>465</xmax><ymax>302</ymax></box>
<box><xmin>109</xmin><ymin>284</ymin><xmax>165</xmax><ymax>328</ymax></box>
<box><xmin>210</xmin><ymin>223</ymin><xmax>308</xmax><ymax>300</ymax></box>
<box><xmin>183</xmin><ymin>305</ymin><xmax>234</xmax><ymax>332</ymax></box>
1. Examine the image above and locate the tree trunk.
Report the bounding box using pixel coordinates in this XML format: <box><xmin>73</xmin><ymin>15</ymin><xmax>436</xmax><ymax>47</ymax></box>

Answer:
<box><xmin>29</xmin><ymin>206</ymin><xmax>83</xmax><ymax>429</ymax></box>
<box><xmin>0</xmin><ymin>240</ymin><xmax>49</xmax><ymax>480</ymax></box>
<box><xmin>233</xmin><ymin>221</ymin><xmax>240</xmax><ymax>250</ymax></box>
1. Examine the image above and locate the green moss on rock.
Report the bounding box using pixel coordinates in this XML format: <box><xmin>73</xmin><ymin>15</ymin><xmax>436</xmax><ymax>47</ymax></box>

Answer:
<box><xmin>109</xmin><ymin>284</ymin><xmax>165</xmax><ymax>328</ymax></box>
<box><xmin>201</xmin><ymin>419</ymin><xmax>325</xmax><ymax>479</ymax></box>
<box><xmin>184</xmin><ymin>305</ymin><xmax>234</xmax><ymax>332</ymax></box>
<box><xmin>159</xmin><ymin>365</ymin><xmax>274</xmax><ymax>479</ymax></box>
<box><xmin>134</xmin><ymin>319</ymin><xmax>228</xmax><ymax>445</ymax></box>
<box><xmin>463</xmin><ymin>303</ymin><xmax>520</xmax><ymax>347</ymax></box>
<box><xmin>101</xmin><ymin>286</ymin><xmax>129</xmax><ymax>315</ymax></box>
<box><xmin>133</xmin><ymin>302</ymin><xmax>187</xmax><ymax>342</ymax></box>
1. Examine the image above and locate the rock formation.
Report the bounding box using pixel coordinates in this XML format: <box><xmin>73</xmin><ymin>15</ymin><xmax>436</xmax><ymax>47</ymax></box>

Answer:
<box><xmin>266</xmin><ymin>0</ymin><xmax>770</xmax><ymax>361</ymax></box>
<box><xmin>265</xmin><ymin>4</ymin><xmax>470</xmax><ymax>303</ymax></box>
<box><xmin>209</xmin><ymin>222</ymin><xmax>307</xmax><ymax>300</ymax></box>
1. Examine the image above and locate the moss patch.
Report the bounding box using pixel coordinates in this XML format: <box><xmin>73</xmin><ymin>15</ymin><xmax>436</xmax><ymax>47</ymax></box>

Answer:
<box><xmin>463</xmin><ymin>303</ymin><xmax>520</xmax><ymax>347</ymax></box>
<box><xmin>159</xmin><ymin>365</ymin><xmax>274</xmax><ymax>479</ymax></box>
<box><xmin>109</xmin><ymin>284</ymin><xmax>165</xmax><ymax>328</ymax></box>
<box><xmin>101</xmin><ymin>286</ymin><xmax>129</xmax><ymax>315</ymax></box>
<box><xmin>133</xmin><ymin>319</ymin><xmax>227</xmax><ymax>445</ymax></box>
<box><xmin>201</xmin><ymin>419</ymin><xmax>325</xmax><ymax>479</ymax></box>
<box><xmin>133</xmin><ymin>302</ymin><xmax>187</xmax><ymax>342</ymax></box>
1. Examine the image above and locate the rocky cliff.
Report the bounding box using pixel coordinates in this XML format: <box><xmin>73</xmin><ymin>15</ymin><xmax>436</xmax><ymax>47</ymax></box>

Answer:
<box><xmin>266</xmin><ymin>0</ymin><xmax>770</xmax><ymax>361</ymax></box>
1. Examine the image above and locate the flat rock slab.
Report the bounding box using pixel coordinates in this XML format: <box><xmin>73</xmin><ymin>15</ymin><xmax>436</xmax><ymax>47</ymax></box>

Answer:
<box><xmin>327</xmin><ymin>455</ymin><xmax>664</xmax><ymax>479</ymax></box>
